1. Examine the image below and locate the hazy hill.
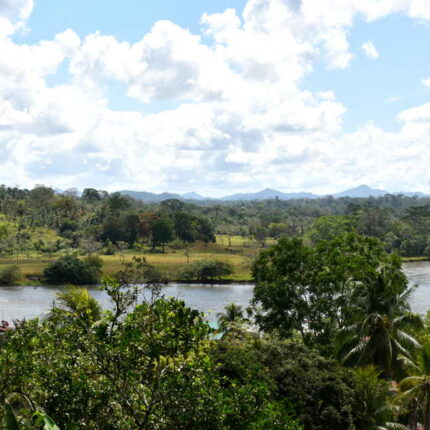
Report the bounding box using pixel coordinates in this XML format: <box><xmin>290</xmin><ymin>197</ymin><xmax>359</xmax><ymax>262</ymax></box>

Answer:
<box><xmin>220</xmin><ymin>188</ymin><xmax>319</xmax><ymax>201</ymax></box>
<box><xmin>120</xmin><ymin>185</ymin><xmax>426</xmax><ymax>203</ymax></box>
<box><xmin>333</xmin><ymin>184</ymin><xmax>388</xmax><ymax>198</ymax></box>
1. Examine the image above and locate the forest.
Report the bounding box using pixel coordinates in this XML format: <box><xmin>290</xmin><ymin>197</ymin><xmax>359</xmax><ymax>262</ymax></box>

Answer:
<box><xmin>1</xmin><ymin>234</ymin><xmax>430</xmax><ymax>428</ymax></box>
<box><xmin>0</xmin><ymin>186</ymin><xmax>430</xmax><ymax>427</ymax></box>
<box><xmin>0</xmin><ymin>185</ymin><xmax>428</xmax><ymax>284</ymax></box>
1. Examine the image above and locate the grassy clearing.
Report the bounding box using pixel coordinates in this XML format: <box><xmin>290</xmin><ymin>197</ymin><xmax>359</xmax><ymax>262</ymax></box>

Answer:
<box><xmin>0</xmin><ymin>234</ymin><xmax>426</xmax><ymax>284</ymax></box>
<box><xmin>0</xmin><ymin>234</ymin><xmax>265</xmax><ymax>283</ymax></box>
<box><xmin>402</xmin><ymin>256</ymin><xmax>429</xmax><ymax>262</ymax></box>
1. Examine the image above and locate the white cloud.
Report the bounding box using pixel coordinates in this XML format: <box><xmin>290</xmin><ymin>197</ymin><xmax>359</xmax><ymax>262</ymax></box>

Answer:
<box><xmin>422</xmin><ymin>77</ymin><xmax>430</xmax><ymax>88</ymax></box>
<box><xmin>361</xmin><ymin>40</ymin><xmax>379</xmax><ymax>59</ymax></box>
<box><xmin>1</xmin><ymin>0</ymin><xmax>430</xmax><ymax>195</ymax></box>
<box><xmin>0</xmin><ymin>0</ymin><xmax>34</xmax><ymax>22</ymax></box>
<box><xmin>0</xmin><ymin>0</ymin><xmax>34</xmax><ymax>36</ymax></box>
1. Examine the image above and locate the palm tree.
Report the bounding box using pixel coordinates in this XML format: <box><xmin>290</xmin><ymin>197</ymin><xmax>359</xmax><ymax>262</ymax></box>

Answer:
<box><xmin>337</xmin><ymin>269</ymin><xmax>422</xmax><ymax>378</ymax></box>
<box><xmin>397</xmin><ymin>345</ymin><xmax>430</xmax><ymax>430</ymax></box>
<box><xmin>55</xmin><ymin>286</ymin><xmax>102</xmax><ymax>326</ymax></box>
<box><xmin>354</xmin><ymin>366</ymin><xmax>407</xmax><ymax>430</ymax></box>
<box><xmin>216</xmin><ymin>303</ymin><xmax>248</xmax><ymax>333</ymax></box>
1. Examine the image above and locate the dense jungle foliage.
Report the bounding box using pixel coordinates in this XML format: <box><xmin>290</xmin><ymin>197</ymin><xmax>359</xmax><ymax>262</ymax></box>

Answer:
<box><xmin>1</xmin><ymin>233</ymin><xmax>430</xmax><ymax>429</ymax></box>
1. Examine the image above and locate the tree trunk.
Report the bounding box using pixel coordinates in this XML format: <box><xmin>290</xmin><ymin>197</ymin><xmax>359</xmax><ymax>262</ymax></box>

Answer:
<box><xmin>409</xmin><ymin>407</ymin><xmax>417</xmax><ymax>430</ymax></box>
<box><xmin>408</xmin><ymin>401</ymin><xmax>418</xmax><ymax>430</ymax></box>
<box><xmin>424</xmin><ymin>397</ymin><xmax>430</xmax><ymax>430</ymax></box>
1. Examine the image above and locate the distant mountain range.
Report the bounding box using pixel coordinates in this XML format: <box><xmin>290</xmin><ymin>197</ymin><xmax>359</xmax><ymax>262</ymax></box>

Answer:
<box><xmin>120</xmin><ymin>190</ymin><xmax>187</xmax><ymax>203</ymax></box>
<box><xmin>120</xmin><ymin>185</ymin><xmax>427</xmax><ymax>203</ymax></box>
<box><xmin>332</xmin><ymin>185</ymin><xmax>426</xmax><ymax>198</ymax></box>
<box><xmin>220</xmin><ymin>188</ymin><xmax>319</xmax><ymax>201</ymax></box>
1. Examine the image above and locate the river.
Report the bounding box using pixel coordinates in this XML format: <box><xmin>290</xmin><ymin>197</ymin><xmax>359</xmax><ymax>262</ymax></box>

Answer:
<box><xmin>1</xmin><ymin>261</ymin><xmax>430</xmax><ymax>323</ymax></box>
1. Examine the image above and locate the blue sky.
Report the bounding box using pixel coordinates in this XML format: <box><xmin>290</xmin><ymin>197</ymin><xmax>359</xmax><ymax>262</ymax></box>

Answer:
<box><xmin>304</xmin><ymin>14</ymin><xmax>430</xmax><ymax>132</ymax></box>
<box><xmin>1</xmin><ymin>0</ymin><xmax>430</xmax><ymax>195</ymax></box>
<box><xmin>20</xmin><ymin>0</ymin><xmax>248</xmax><ymax>43</ymax></box>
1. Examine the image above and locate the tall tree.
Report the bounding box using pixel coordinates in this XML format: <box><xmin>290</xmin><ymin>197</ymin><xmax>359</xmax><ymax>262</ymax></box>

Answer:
<box><xmin>337</xmin><ymin>269</ymin><xmax>422</xmax><ymax>378</ymax></box>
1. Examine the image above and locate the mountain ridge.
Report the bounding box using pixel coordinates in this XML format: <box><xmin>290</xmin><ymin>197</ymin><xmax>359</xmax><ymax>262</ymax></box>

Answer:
<box><xmin>119</xmin><ymin>185</ymin><xmax>427</xmax><ymax>203</ymax></box>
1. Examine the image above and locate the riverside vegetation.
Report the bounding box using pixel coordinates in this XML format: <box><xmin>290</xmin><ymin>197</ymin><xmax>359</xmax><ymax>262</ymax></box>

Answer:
<box><xmin>0</xmin><ymin>185</ymin><xmax>429</xmax><ymax>284</ymax></box>
<box><xmin>2</xmin><ymin>186</ymin><xmax>430</xmax><ymax>427</ymax></box>
<box><xmin>2</xmin><ymin>234</ymin><xmax>430</xmax><ymax>428</ymax></box>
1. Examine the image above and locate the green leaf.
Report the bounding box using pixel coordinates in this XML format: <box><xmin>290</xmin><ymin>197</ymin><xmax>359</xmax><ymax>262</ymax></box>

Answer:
<box><xmin>2</xmin><ymin>402</ymin><xmax>21</xmax><ymax>430</ymax></box>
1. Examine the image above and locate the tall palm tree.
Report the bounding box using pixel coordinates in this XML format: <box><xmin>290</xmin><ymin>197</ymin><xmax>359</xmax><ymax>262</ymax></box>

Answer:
<box><xmin>397</xmin><ymin>345</ymin><xmax>430</xmax><ymax>430</ymax></box>
<box><xmin>55</xmin><ymin>286</ymin><xmax>102</xmax><ymax>326</ymax></box>
<box><xmin>216</xmin><ymin>303</ymin><xmax>248</xmax><ymax>333</ymax></box>
<box><xmin>337</xmin><ymin>269</ymin><xmax>422</xmax><ymax>378</ymax></box>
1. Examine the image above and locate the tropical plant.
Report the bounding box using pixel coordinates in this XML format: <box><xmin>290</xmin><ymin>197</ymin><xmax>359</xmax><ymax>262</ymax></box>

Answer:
<box><xmin>55</xmin><ymin>286</ymin><xmax>102</xmax><ymax>326</ymax></box>
<box><xmin>353</xmin><ymin>366</ymin><xmax>406</xmax><ymax>430</ymax></box>
<box><xmin>337</xmin><ymin>269</ymin><xmax>422</xmax><ymax>378</ymax></box>
<box><xmin>396</xmin><ymin>344</ymin><xmax>430</xmax><ymax>430</ymax></box>
<box><xmin>2</xmin><ymin>400</ymin><xmax>72</xmax><ymax>430</ymax></box>
<box><xmin>216</xmin><ymin>303</ymin><xmax>248</xmax><ymax>333</ymax></box>
<box><xmin>2</xmin><ymin>402</ymin><xmax>21</xmax><ymax>430</ymax></box>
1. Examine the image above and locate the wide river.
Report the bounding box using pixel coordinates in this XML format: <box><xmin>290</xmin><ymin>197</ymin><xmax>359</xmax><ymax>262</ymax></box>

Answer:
<box><xmin>1</xmin><ymin>261</ymin><xmax>430</xmax><ymax>323</ymax></box>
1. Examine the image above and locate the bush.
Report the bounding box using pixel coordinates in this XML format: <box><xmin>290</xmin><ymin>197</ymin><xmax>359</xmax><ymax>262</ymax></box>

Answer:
<box><xmin>180</xmin><ymin>260</ymin><xmax>233</xmax><ymax>282</ymax></box>
<box><xmin>214</xmin><ymin>335</ymin><xmax>361</xmax><ymax>430</ymax></box>
<box><xmin>0</xmin><ymin>265</ymin><xmax>22</xmax><ymax>285</ymax></box>
<box><xmin>102</xmin><ymin>240</ymin><xmax>117</xmax><ymax>255</ymax></box>
<box><xmin>168</xmin><ymin>239</ymin><xmax>186</xmax><ymax>250</ymax></box>
<box><xmin>43</xmin><ymin>255</ymin><xmax>103</xmax><ymax>285</ymax></box>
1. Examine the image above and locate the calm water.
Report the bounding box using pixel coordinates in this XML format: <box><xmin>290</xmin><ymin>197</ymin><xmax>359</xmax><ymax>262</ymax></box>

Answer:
<box><xmin>402</xmin><ymin>261</ymin><xmax>430</xmax><ymax>315</ymax></box>
<box><xmin>0</xmin><ymin>282</ymin><xmax>254</xmax><ymax>323</ymax></box>
<box><xmin>1</xmin><ymin>262</ymin><xmax>430</xmax><ymax>322</ymax></box>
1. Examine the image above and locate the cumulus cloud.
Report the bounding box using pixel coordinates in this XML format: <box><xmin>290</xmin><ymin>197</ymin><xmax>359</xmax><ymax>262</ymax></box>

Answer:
<box><xmin>362</xmin><ymin>40</ymin><xmax>379</xmax><ymax>59</ymax></box>
<box><xmin>1</xmin><ymin>0</ymin><xmax>430</xmax><ymax>194</ymax></box>
<box><xmin>0</xmin><ymin>0</ymin><xmax>33</xmax><ymax>22</ymax></box>
<box><xmin>0</xmin><ymin>0</ymin><xmax>34</xmax><ymax>37</ymax></box>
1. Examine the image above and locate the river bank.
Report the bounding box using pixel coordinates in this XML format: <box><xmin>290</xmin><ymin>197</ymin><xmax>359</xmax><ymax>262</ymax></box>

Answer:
<box><xmin>0</xmin><ymin>249</ymin><xmax>424</xmax><ymax>287</ymax></box>
<box><xmin>0</xmin><ymin>262</ymin><xmax>429</xmax><ymax>323</ymax></box>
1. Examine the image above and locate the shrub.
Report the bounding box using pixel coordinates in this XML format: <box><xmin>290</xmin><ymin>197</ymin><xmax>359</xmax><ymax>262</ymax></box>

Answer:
<box><xmin>180</xmin><ymin>260</ymin><xmax>233</xmax><ymax>282</ymax></box>
<box><xmin>102</xmin><ymin>240</ymin><xmax>117</xmax><ymax>255</ymax></box>
<box><xmin>43</xmin><ymin>255</ymin><xmax>103</xmax><ymax>285</ymax></box>
<box><xmin>214</xmin><ymin>336</ymin><xmax>361</xmax><ymax>430</ymax></box>
<box><xmin>0</xmin><ymin>265</ymin><xmax>22</xmax><ymax>285</ymax></box>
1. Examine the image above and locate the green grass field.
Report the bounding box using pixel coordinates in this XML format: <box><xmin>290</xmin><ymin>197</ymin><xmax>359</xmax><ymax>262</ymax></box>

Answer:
<box><xmin>0</xmin><ymin>235</ymin><xmax>264</xmax><ymax>283</ymax></box>
<box><xmin>0</xmin><ymin>233</ymin><xmax>422</xmax><ymax>284</ymax></box>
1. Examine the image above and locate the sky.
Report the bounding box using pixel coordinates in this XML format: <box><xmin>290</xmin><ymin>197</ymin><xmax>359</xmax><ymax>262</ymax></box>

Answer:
<box><xmin>1</xmin><ymin>0</ymin><xmax>430</xmax><ymax>196</ymax></box>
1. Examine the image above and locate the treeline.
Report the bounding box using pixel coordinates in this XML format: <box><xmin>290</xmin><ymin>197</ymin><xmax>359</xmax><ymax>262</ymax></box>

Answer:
<box><xmin>212</xmin><ymin>195</ymin><xmax>430</xmax><ymax>257</ymax></box>
<box><xmin>0</xmin><ymin>184</ymin><xmax>430</xmax><ymax>258</ymax></box>
<box><xmin>0</xmin><ymin>186</ymin><xmax>215</xmax><ymax>257</ymax></box>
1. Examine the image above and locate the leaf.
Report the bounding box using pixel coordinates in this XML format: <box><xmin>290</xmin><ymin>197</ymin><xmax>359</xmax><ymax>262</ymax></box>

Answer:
<box><xmin>33</xmin><ymin>411</ymin><xmax>60</xmax><ymax>430</ymax></box>
<box><xmin>2</xmin><ymin>402</ymin><xmax>21</xmax><ymax>430</ymax></box>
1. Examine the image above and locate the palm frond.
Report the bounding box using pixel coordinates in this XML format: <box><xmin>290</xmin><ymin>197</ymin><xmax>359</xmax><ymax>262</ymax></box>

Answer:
<box><xmin>2</xmin><ymin>402</ymin><xmax>21</xmax><ymax>430</ymax></box>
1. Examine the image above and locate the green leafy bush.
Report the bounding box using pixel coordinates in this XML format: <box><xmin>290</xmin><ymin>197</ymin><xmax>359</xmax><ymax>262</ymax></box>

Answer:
<box><xmin>180</xmin><ymin>259</ymin><xmax>233</xmax><ymax>281</ymax></box>
<box><xmin>102</xmin><ymin>240</ymin><xmax>116</xmax><ymax>255</ymax></box>
<box><xmin>0</xmin><ymin>265</ymin><xmax>22</xmax><ymax>286</ymax></box>
<box><xmin>43</xmin><ymin>255</ymin><xmax>103</xmax><ymax>285</ymax></box>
